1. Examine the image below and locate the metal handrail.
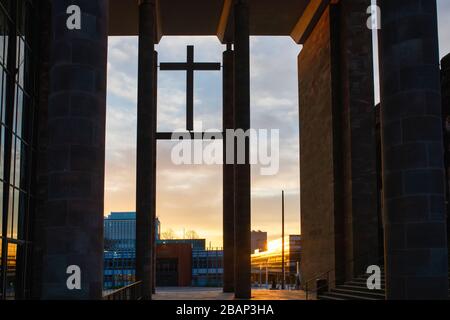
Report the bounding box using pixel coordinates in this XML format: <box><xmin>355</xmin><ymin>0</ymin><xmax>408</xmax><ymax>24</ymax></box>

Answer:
<box><xmin>303</xmin><ymin>253</ymin><xmax>385</xmax><ymax>300</ymax></box>
<box><xmin>103</xmin><ymin>281</ymin><xmax>143</xmax><ymax>300</ymax></box>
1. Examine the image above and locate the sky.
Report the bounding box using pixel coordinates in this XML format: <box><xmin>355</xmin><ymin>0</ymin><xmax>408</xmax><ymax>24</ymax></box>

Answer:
<box><xmin>105</xmin><ymin>2</ymin><xmax>450</xmax><ymax>247</ymax></box>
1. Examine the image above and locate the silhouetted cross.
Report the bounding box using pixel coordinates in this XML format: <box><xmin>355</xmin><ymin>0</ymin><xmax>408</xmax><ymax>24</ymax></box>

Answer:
<box><xmin>160</xmin><ymin>45</ymin><xmax>221</xmax><ymax>131</ymax></box>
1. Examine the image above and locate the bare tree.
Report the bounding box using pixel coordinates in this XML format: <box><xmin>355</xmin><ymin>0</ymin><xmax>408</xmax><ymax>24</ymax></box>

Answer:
<box><xmin>185</xmin><ymin>230</ymin><xmax>199</xmax><ymax>240</ymax></box>
<box><xmin>161</xmin><ymin>228</ymin><xmax>176</xmax><ymax>240</ymax></box>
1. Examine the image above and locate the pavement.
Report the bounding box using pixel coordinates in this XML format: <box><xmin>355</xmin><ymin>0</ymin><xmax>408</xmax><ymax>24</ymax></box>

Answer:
<box><xmin>152</xmin><ymin>287</ymin><xmax>307</xmax><ymax>300</ymax></box>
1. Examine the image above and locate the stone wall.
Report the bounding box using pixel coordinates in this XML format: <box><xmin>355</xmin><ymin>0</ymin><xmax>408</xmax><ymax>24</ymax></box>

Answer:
<box><xmin>338</xmin><ymin>0</ymin><xmax>379</xmax><ymax>278</ymax></box>
<box><xmin>299</xmin><ymin>1</ymin><xmax>380</xmax><ymax>286</ymax></box>
<box><xmin>299</xmin><ymin>6</ymin><xmax>337</xmax><ymax>286</ymax></box>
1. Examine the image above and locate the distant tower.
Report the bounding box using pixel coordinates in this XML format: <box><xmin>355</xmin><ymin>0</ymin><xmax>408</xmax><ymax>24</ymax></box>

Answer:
<box><xmin>155</xmin><ymin>217</ymin><xmax>161</xmax><ymax>241</ymax></box>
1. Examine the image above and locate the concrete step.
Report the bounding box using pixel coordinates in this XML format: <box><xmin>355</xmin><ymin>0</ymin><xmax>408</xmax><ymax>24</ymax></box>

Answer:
<box><xmin>331</xmin><ymin>287</ymin><xmax>385</xmax><ymax>299</ymax></box>
<box><xmin>317</xmin><ymin>291</ymin><xmax>379</xmax><ymax>300</ymax></box>
<box><xmin>339</xmin><ymin>284</ymin><xmax>385</xmax><ymax>295</ymax></box>
<box><xmin>317</xmin><ymin>294</ymin><xmax>345</xmax><ymax>301</ymax></box>
<box><xmin>349</xmin><ymin>279</ymin><xmax>385</xmax><ymax>287</ymax></box>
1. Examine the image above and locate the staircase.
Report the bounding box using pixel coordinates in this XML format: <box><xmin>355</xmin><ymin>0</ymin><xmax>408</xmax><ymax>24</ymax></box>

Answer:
<box><xmin>318</xmin><ymin>267</ymin><xmax>450</xmax><ymax>300</ymax></box>
<box><xmin>317</xmin><ymin>268</ymin><xmax>386</xmax><ymax>300</ymax></box>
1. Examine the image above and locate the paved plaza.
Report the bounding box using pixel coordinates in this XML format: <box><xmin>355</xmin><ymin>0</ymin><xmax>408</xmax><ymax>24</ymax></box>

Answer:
<box><xmin>152</xmin><ymin>287</ymin><xmax>307</xmax><ymax>300</ymax></box>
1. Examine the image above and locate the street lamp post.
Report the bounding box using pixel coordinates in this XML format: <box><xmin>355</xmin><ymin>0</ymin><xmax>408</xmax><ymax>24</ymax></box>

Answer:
<box><xmin>281</xmin><ymin>190</ymin><xmax>285</xmax><ymax>290</ymax></box>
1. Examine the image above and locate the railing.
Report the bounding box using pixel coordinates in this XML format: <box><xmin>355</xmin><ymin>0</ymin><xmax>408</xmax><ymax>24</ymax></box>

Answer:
<box><xmin>303</xmin><ymin>254</ymin><xmax>385</xmax><ymax>300</ymax></box>
<box><xmin>103</xmin><ymin>281</ymin><xmax>143</xmax><ymax>300</ymax></box>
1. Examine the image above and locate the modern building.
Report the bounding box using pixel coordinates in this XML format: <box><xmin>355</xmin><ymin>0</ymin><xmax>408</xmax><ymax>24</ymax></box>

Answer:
<box><xmin>156</xmin><ymin>243</ymin><xmax>192</xmax><ymax>287</ymax></box>
<box><xmin>251</xmin><ymin>230</ymin><xmax>267</xmax><ymax>254</ymax></box>
<box><xmin>0</xmin><ymin>0</ymin><xmax>448</xmax><ymax>300</ymax></box>
<box><xmin>104</xmin><ymin>251</ymin><xmax>135</xmax><ymax>290</ymax></box>
<box><xmin>103</xmin><ymin>213</ymin><xmax>223</xmax><ymax>289</ymax></box>
<box><xmin>192</xmin><ymin>248</ymin><xmax>223</xmax><ymax>287</ymax></box>
<box><xmin>158</xmin><ymin>238</ymin><xmax>205</xmax><ymax>251</ymax></box>
<box><xmin>0</xmin><ymin>0</ymin><xmax>40</xmax><ymax>300</ymax></box>
<box><xmin>104</xmin><ymin>212</ymin><xmax>137</xmax><ymax>251</ymax></box>
<box><xmin>251</xmin><ymin>235</ymin><xmax>301</xmax><ymax>287</ymax></box>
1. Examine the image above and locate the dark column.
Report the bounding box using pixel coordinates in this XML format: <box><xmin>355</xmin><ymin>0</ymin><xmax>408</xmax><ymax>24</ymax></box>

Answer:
<box><xmin>223</xmin><ymin>44</ymin><xmax>235</xmax><ymax>293</ymax></box>
<box><xmin>441</xmin><ymin>54</ymin><xmax>450</xmax><ymax>253</ymax></box>
<box><xmin>338</xmin><ymin>0</ymin><xmax>379</xmax><ymax>279</ymax></box>
<box><xmin>32</xmin><ymin>0</ymin><xmax>52</xmax><ymax>299</ymax></box>
<box><xmin>152</xmin><ymin>50</ymin><xmax>158</xmax><ymax>295</ymax></box>
<box><xmin>136</xmin><ymin>0</ymin><xmax>157</xmax><ymax>300</ymax></box>
<box><xmin>42</xmin><ymin>0</ymin><xmax>108</xmax><ymax>299</ymax></box>
<box><xmin>233</xmin><ymin>0</ymin><xmax>251</xmax><ymax>299</ymax></box>
<box><xmin>379</xmin><ymin>0</ymin><xmax>449</xmax><ymax>299</ymax></box>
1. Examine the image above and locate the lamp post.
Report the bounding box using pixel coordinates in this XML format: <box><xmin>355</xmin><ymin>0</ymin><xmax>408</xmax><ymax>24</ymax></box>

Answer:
<box><xmin>281</xmin><ymin>190</ymin><xmax>285</xmax><ymax>290</ymax></box>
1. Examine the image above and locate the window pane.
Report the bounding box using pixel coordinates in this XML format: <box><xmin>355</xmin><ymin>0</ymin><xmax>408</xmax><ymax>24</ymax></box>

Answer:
<box><xmin>9</xmin><ymin>136</ymin><xmax>14</xmax><ymax>183</ymax></box>
<box><xmin>17</xmin><ymin>38</ymin><xmax>24</xmax><ymax>87</ymax></box>
<box><xmin>0</xmin><ymin>238</ymin><xmax>2</xmax><ymax>299</ymax></box>
<box><xmin>14</xmin><ymin>138</ymin><xmax>20</xmax><ymax>187</ymax></box>
<box><xmin>14</xmin><ymin>87</ymin><xmax>23</xmax><ymax>135</ymax></box>
<box><xmin>0</xmin><ymin>12</ymin><xmax>5</xmax><ymax>66</ymax></box>
<box><xmin>6</xmin><ymin>242</ymin><xmax>17</xmax><ymax>300</ymax></box>
<box><xmin>20</xmin><ymin>93</ymin><xmax>31</xmax><ymax>143</ymax></box>
<box><xmin>0</xmin><ymin>0</ymin><xmax>10</xmax><ymax>15</ymax></box>
<box><xmin>6</xmin><ymin>186</ymin><xmax>12</xmax><ymax>236</ymax></box>
<box><xmin>19</xmin><ymin>141</ymin><xmax>27</xmax><ymax>190</ymax></box>
<box><xmin>11</xmin><ymin>188</ymin><xmax>18</xmax><ymax>239</ymax></box>
<box><xmin>0</xmin><ymin>182</ymin><xmax>3</xmax><ymax>236</ymax></box>
<box><xmin>0</xmin><ymin>124</ymin><xmax>4</xmax><ymax>180</ymax></box>
<box><xmin>1</xmin><ymin>72</ymin><xmax>5</xmax><ymax>124</ymax></box>
<box><xmin>16</xmin><ymin>0</ymin><xmax>25</xmax><ymax>37</ymax></box>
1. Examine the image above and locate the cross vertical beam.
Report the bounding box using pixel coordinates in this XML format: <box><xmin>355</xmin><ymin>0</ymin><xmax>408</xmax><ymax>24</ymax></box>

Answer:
<box><xmin>186</xmin><ymin>46</ymin><xmax>194</xmax><ymax>131</ymax></box>
<box><xmin>160</xmin><ymin>46</ymin><xmax>221</xmax><ymax>132</ymax></box>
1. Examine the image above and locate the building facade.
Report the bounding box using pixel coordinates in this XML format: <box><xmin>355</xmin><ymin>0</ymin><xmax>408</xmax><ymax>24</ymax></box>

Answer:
<box><xmin>251</xmin><ymin>230</ymin><xmax>267</xmax><ymax>254</ymax></box>
<box><xmin>0</xmin><ymin>0</ymin><xmax>39</xmax><ymax>300</ymax></box>
<box><xmin>251</xmin><ymin>235</ymin><xmax>301</xmax><ymax>288</ymax></box>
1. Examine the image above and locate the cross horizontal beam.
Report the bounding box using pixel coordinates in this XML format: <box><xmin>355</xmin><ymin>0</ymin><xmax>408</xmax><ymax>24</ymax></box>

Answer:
<box><xmin>160</xmin><ymin>63</ymin><xmax>221</xmax><ymax>70</ymax></box>
<box><xmin>157</xmin><ymin>132</ymin><xmax>224</xmax><ymax>140</ymax></box>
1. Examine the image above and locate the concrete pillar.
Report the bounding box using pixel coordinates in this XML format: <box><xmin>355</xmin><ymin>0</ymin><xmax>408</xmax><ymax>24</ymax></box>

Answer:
<box><xmin>379</xmin><ymin>0</ymin><xmax>449</xmax><ymax>299</ymax></box>
<box><xmin>233</xmin><ymin>0</ymin><xmax>251</xmax><ymax>299</ymax></box>
<box><xmin>442</xmin><ymin>54</ymin><xmax>450</xmax><ymax>252</ymax></box>
<box><xmin>136</xmin><ymin>0</ymin><xmax>157</xmax><ymax>300</ymax></box>
<box><xmin>152</xmin><ymin>51</ymin><xmax>158</xmax><ymax>295</ymax></box>
<box><xmin>338</xmin><ymin>0</ymin><xmax>379</xmax><ymax>279</ymax></box>
<box><xmin>43</xmin><ymin>0</ymin><xmax>108</xmax><ymax>299</ymax></box>
<box><xmin>32</xmin><ymin>0</ymin><xmax>52</xmax><ymax>299</ymax></box>
<box><xmin>223</xmin><ymin>44</ymin><xmax>235</xmax><ymax>293</ymax></box>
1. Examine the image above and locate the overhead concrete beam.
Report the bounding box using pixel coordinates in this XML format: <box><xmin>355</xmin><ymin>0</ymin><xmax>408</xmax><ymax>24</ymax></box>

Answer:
<box><xmin>217</xmin><ymin>0</ymin><xmax>233</xmax><ymax>43</ymax></box>
<box><xmin>290</xmin><ymin>0</ymin><xmax>331</xmax><ymax>44</ymax></box>
<box><xmin>155</xmin><ymin>0</ymin><xmax>163</xmax><ymax>42</ymax></box>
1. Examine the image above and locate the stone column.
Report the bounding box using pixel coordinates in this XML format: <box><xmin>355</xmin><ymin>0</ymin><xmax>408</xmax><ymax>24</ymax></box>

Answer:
<box><xmin>441</xmin><ymin>54</ymin><xmax>450</xmax><ymax>252</ymax></box>
<box><xmin>233</xmin><ymin>0</ymin><xmax>251</xmax><ymax>299</ymax></box>
<box><xmin>43</xmin><ymin>0</ymin><xmax>108</xmax><ymax>299</ymax></box>
<box><xmin>223</xmin><ymin>44</ymin><xmax>235</xmax><ymax>293</ymax></box>
<box><xmin>338</xmin><ymin>0</ymin><xmax>379</xmax><ymax>279</ymax></box>
<box><xmin>152</xmin><ymin>51</ymin><xmax>158</xmax><ymax>295</ymax></box>
<box><xmin>379</xmin><ymin>0</ymin><xmax>449</xmax><ymax>299</ymax></box>
<box><xmin>136</xmin><ymin>0</ymin><xmax>157</xmax><ymax>300</ymax></box>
